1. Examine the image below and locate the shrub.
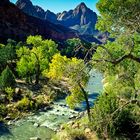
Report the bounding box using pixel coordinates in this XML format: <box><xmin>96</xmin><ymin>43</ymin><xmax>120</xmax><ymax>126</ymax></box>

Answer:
<box><xmin>34</xmin><ymin>95</ymin><xmax>50</xmax><ymax>109</ymax></box>
<box><xmin>67</xmin><ymin>128</ymin><xmax>87</xmax><ymax>140</ymax></box>
<box><xmin>16</xmin><ymin>97</ymin><xmax>33</xmax><ymax>111</ymax></box>
<box><xmin>91</xmin><ymin>92</ymin><xmax>140</xmax><ymax>139</ymax></box>
<box><xmin>0</xmin><ymin>66</ymin><xmax>16</xmax><ymax>89</ymax></box>
<box><xmin>52</xmin><ymin>128</ymin><xmax>87</xmax><ymax>140</ymax></box>
<box><xmin>5</xmin><ymin>87</ymin><xmax>14</xmax><ymax>101</ymax></box>
<box><xmin>0</xmin><ymin>104</ymin><xmax>7</xmax><ymax>120</ymax></box>
<box><xmin>6</xmin><ymin>104</ymin><xmax>20</xmax><ymax>120</ymax></box>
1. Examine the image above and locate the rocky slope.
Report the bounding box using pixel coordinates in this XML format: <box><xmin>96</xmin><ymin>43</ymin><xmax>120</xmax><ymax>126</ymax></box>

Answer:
<box><xmin>0</xmin><ymin>0</ymin><xmax>78</xmax><ymax>43</ymax></box>
<box><xmin>15</xmin><ymin>0</ymin><xmax>98</xmax><ymax>35</ymax></box>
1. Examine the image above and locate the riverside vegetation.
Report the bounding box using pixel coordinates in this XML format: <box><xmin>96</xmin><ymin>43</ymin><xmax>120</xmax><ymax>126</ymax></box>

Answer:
<box><xmin>0</xmin><ymin>0</ymin><xmax>140</xmax><ymax>140</ymax></box>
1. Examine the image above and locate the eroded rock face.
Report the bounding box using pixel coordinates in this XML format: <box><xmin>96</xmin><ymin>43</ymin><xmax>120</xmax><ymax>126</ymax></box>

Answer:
<box><xmin>45</xmin><ymin>10</ymin><xmax>57</xmax><ymax>23</ymax></box>
<box><xmin>34</xmin><ymin>6</ymin><xmax>45</xmax><ymax>19</ymax></box>
<box><xmin>16</xmin><ymin>0</ymin><xmax>39</xmax><ymax>17</ymax></box>
<box><xmin>16</xmin><ymin>0</ymin><xmax>98</xmax><ymax>35</ymax></box>
<box><xmin>16</xmin><ymin>0</ymin><xmax>46</xmax><ymax>19</ymax></box>
<box><xmin>57</xmin><ymin>2</ymin><xmax>97</xmax><ymax>26</ymax></box>
<box><xmin>0</xmin><ymin>1</ymin><xmax>77</xmax><ymax>43</ymax></box>
<box><xmin>57</xmin><ymin>2</ymin><xmax>98</xmax><ymax>35</ymax></box>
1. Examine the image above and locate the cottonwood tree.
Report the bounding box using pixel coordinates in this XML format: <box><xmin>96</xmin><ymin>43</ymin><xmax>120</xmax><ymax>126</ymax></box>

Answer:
<box><xmin>92</xmin><ymin>33</ymin><xmax>140</xmax><ymax>139</ymax></box>
<box><xmin>90</xmin><ymin>0</ymin><xmax>140</xmax><ymax>138</ymax></box>
<box><xmin>96</xmin><ymin>0</ymin><xmax>140</xmax><ymax>35</ymax></box>
<box><xmin>16</xmin><ymin>36</ymin><xmax>58</xmax><ymax>84</ymax></box>
<box><xmin>47</xmin><ymin>53</ymin><xmax>92</xmax><ymax>121</ymax></box>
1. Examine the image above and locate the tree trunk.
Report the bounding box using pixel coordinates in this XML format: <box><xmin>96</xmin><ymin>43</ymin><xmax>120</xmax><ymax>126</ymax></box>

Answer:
<box><xmin>29</xmin><ymin>75</ymin><xmax>32</xmax><ymax>84</ymax></box>
<box><xmin>32</xmin><ymin>52</ymin><xmax>40</xmax><ymax>85</ymax></box>
<box><xmin>35</xmin><ymin>64</ymin><xmax>40</xmax><ymax>85</ymax></box>
<box><xmin>79</xmin><ymin>83</ymin><xmax>91</xmax><ymax>122</ymax></box>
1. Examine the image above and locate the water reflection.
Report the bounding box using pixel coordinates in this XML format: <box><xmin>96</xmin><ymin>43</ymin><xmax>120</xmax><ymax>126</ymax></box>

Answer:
<box><xmin>0</xmin><ymin>123</ymin><xmax>12</xmax><ymax>136</ymax></box>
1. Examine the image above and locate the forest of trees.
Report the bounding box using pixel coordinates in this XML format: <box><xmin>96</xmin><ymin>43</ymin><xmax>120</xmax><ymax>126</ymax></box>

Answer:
<box><xmin>0</xmin><ymin>0</ymin><xmax>140</xmax><ymax>140</ymax></box>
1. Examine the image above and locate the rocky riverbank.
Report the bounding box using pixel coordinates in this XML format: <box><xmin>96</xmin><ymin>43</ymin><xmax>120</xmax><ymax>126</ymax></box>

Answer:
<box><xmin>0</xmin><ymin>98</ymin><xmax>84</xmax><ymax>140</ymax></box>
<box><xmin>0</xmin><ymin>70</ymin><xmax>103</xmax><ymax>140</ymax></box>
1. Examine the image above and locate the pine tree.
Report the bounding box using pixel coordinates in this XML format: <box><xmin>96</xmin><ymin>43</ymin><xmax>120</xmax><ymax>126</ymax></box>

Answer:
<box><xmin>0</xmin><ymin>66</ymin><xmax>15</xmax><ymax>89</ymax></box>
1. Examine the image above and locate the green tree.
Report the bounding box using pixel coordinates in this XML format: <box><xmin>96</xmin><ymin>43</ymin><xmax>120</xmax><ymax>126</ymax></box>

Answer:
<box><xmin>0</xmin><ymin>66</ymin><xmax>16</xmax><ymax>89</ymax></box>
<box><xmin>91</xmin><ymin>0</ymin><xmax>140</xmax><ymax>138</ymax></box>
<box><xmin>0</xmin><ymin>39</ymin><xmax>19</xmax><ymax>73</ymax></box>
<box><xmin>16</xmin><ymin>35</ymin><xmax>58</xmax><ymax>84</ymax></box>
<box><xmin>62</xmin><ymin>38</ymin><xmax>92</xmax><ymax>59</ymax></box>
<box><xmin>96</xmin><ymin>0</ymin><xmax>140</xmax><ymax>35</ymax></box>
<box><xmin>47</xmin><ymin>53</ymin><xmax>91</xmax><ymax>121</ymax></box>
<box><xmin>92</xmin><ymin>32</ymin><xmax>140</xmax><ymax>139</ymax></box>
<box><xmin>16</xmin><ymin>46</ymin><xmax>35</xmax><ymax>83</ymax></box>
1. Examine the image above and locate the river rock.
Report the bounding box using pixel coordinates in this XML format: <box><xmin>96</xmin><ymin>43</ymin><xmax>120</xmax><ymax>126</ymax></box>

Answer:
<box><xmin>29</xmin><ymin>137</ymin><xmax>41</xmax><ymax>140</ymax></box>
<box><xmin>5</xmin><ymin>116</ymin><xmax>11</xmax><ymax>120</ymax></box>
<box><xmin>15</xmin><ymin>88</ymin><xmax>20</xmax><ymax>94</ymax></box>
<box><xmin>85</xmin><ymin>128</ymin><xmax>91</xmax><ymax>134</ymax></box>
<box><xmin>67</xmin><ymin>121</ymin><xmax>74</xmax><ymax>126</ymax></box>
<box><xmin>44</xmin><ymin>106</ymin><xmax>52</xmax><ymax>110</ymax></box>
<box><xmin>70</xmin><ymin>114</ymin><xmax>77</xmax><ymax>119</ymax></box>
<box><xmin>34</xmin><ymin>123</ymin><xmax>39</xmax><ymax>127</ymax></box>
<box><xmin>72</xmin><ymin>122</ymin><xmax>79</xmax><ymax>129</ymax></box>
<box><xmin>50</xmin><ymin>102</ymin><xmax>54</xmax><ymax>104</ymax></box>
<box><xmin>7</xmin><ymin>121</ymin><xmax>12</xmax><ymax>125</ymax></box>
<box><xmin>60</xmin><ymin>125</ymin><xmax>65</xmax><ymax>130</ymax></box>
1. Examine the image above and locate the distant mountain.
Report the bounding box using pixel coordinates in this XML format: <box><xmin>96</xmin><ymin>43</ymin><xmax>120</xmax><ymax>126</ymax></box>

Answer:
<box><xmin>0</xmin><ymin>0</ymin><xmax>78</xmax><ymax>43</ymax></box>
<box><xmin>16</xmin><ymin>0</ymin><xmax>98</xmax><ymax>35</ymax></box>
<box><xmin>57</xmin><ymin>3</ymin><xmax>98</xmax><ymax>35</ymax></box>
<box><xmin>16</xmin><ymin>0</ymin><xmax>45</xmax><ymax>18</ymax></box>
<box><xmin>45</xmin><ymin>10</ymin><xmax>58</xmax><ymax>23</ymax></box>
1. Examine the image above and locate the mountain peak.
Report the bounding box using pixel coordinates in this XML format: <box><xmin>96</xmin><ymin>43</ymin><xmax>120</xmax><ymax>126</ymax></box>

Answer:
<box><xmin>77</xmin><ymin>2</ymin><xmax>87</xmax><ymax>9</ymax></box>
<box><xmin>16</xmin><ymin>0</ymin><xmax>33</xmax><ymax>8</ymax></box>
<box><xmin>15</xmin><ymin>1</ymin><xmax>98</xmax><ymax>35</ymax></box>
<box><xmin>79</xmin><ymin>2</ymin><xmax>86</xmax><ymax>6</ymax></box>
<box><xmin>16</xmin><ymin>0</ymin><xmax>31</xmax><ymax>4</ymax></box>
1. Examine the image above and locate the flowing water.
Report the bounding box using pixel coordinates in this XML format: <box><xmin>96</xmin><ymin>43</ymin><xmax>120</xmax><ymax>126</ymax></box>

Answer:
<box><xmin>0</xmin><ymin>70</ymin><xmax>103</xmax><ymax>140</ymax></box>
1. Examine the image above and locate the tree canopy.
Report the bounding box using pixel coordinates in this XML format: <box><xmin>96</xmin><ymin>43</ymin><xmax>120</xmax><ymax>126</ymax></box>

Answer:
<box><xmin>47</xmin><ymin>53</ymin><xmax>91</xmax><ymax>120</ymax></box>
<box><xmin>16</xmin><ymin>35</ymin><xmax>58</xmax><ymax>84</ymax></box>
<box><xmin>96</xmin><ymin>0</ymin><xmax>140</xmax><ymax>34</ymax></box>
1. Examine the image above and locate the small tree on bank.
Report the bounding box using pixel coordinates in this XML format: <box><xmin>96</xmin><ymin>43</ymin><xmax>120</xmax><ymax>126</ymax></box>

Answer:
<box><xmin>0</xmin><ymin>66</ymin><xmax>16</xmax><ymax>89</ymax></box>
<box><xmin>47</xmin><ymin>53</ymin><xmax>91</xmax><ymax>121</ymax></box>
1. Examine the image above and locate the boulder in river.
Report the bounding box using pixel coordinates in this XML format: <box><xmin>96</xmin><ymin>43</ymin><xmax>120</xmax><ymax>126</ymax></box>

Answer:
<box><xmin>29</xmin><ymin>137</ymin><xmax>41</xmax><ymax>140</ymax></box>
<box><xmin>67</xmin><ymin>121</ymin><xmax>74</xmax><ymax>126</ymax></box>
<box><xmin>34</xmin><ymin>123</ymin><xmax>39</xmax><ymax>127</ymax></box>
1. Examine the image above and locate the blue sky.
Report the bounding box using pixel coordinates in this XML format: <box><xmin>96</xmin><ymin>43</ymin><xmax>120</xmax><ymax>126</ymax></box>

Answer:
<box><xmin>10</xmin><ymin>0</ymin><xmax>99</xmax><ymax>14</ymax></box>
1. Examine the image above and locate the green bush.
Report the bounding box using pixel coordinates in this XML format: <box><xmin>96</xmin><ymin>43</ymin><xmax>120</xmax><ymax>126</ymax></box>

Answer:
<box><xmin>91</xmin><ymin>92</ymin><xmax>140</xmax><ymax>139</ymax></box>
<box><xmin>0</xmin><ymin>66</ymin><xmax>16</xmax><ymax>89</ymax></box>
<box><xmin>0</xmin><ymin>104</ymin><xmax>7</xmax><ymax>121</ymax></box>
<box><xmin>16</xmin><ymin>97</ymin><xmax>33</xmax><ymax>111</ymax></box>
<box><xmin>6</xmin><ymin>104</ymin><xmax>20</xmax><ymax>120</ymax></box>
<box><xmin>52</xmin><ymin>127</ymin><xmax>87</xmax><ymax>140</ymax></box>
<box><xmin>67</xmin><ymin>128</ymin><xmax>87</xmax><ymax>140</ymax></box>
<box><xmin>34</xmin><ymin>95</ymin><xmax>50</xmax><ymax>109</ymax></box>
<box><xmin>35</xmin><ymin>95</ymin><xmax>45</xmax><ymax>108</ymax></box>
<box><xmin>5</xmin><ymin>87</ymin><xmax>14</xmax><ymax>101</ymax></box>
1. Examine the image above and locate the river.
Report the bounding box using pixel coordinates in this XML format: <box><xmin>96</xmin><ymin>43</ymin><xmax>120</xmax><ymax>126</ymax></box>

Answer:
<box><xmin>0</xmin><ymin>70</ymin><xmax>103</xmax><ymax>140</ymax></box>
